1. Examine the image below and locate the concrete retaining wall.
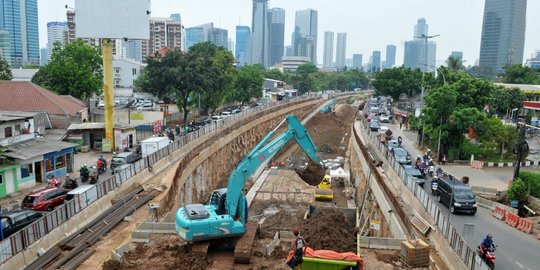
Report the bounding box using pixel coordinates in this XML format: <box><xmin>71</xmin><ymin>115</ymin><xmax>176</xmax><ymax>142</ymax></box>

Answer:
<box><xmin>359</xmin><ymin>237</ymin><xmax>404</xmax><ymax>250</ymax></box>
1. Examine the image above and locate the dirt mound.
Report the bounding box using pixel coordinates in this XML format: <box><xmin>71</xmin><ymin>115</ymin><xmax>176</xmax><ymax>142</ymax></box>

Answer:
<box><xmin>270</xmin><ymin>244</ymin><xmax>289</xmax><ymax>259</ymax></box>
<box><xmin>295</xmin><ymin>161</ymin><xmax>326</xmax><ymax>186</ymax></box>
<box><xmin>300</xmin><ymin>209</ymin><xmax>356</xmax><ymax>252</ymax></box>
<box><xmin>103</xmin><ymin>238</ymin><xmax>210</xmax><ymax>270</ymax></box>
<box><xmin>335</xmin><ymin>104</ymin><xmax>356</xmax><ymax>122</ymax></box>
<box><xmin>260</xmin><ymin>210</ymin><xmax>303</xmax><ymax>238</ymax></box>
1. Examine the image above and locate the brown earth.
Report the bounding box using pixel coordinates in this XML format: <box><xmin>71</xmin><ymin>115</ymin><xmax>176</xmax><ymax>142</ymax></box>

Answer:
<box><xmin>295</xmin><ymin>161</ymin><xmax>326</xmax><ymax>186</ymax></box>
<box><xmin>299</xmin><ymin>208</ymin><xmax>356</xmax><ymax>253</ymax></box>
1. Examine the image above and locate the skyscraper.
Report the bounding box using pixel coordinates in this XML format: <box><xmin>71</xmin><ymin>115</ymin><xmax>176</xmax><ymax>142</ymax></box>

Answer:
<box><xmin>404</xmin><ymin>18</ymin><xmax>436</xmax><ymax>72</ymax></box>
<box><xmin>0</xmin><ymin>0</ymin><xmax>39</xmax><ymax>67</ymax></box>
<box><xmin>323</xmin><ymin>31</ymin><xmax>334</xmax><ymax>68</ymax></box>
<box><xmin>293</xmin><ymin>9</ymin><xmax>318</xmax><ymax>64</ymax></box>
<box><xmin>352</xmin><ymin>54</ymin><xmax>362</xmax><ymax>69</ymax></box>
<box><xmin>123</xmin><ymin>40</ymin><xmax>143</xmax><ymax>62</ymax></box>
<box><xmin>141</xmin><ymin>17</ymin><xmax>182</xmax><ymax>59</ymax></box>
<box><xmin>385</xmin><ymin>45</ymin><xmax>396</xmax><ymax>68</ymax></box>
<box><xmin>0</xmin><ymin>30</ymin><xmax>10</xmax><ymax>64</ymax></box>
<box><xmin>450</xmin><ymin>51</ymin><xmax>463</xmax><ymax>60</ymax></box>
<box><xmin>235</xmin><ymin>25</ymin><xmax>251</xmax><ymax>66</ymax></box>
<box><xmin>206</xmin><ymin>27</ymin><xmax>228</xmax><ymax>48</ymax></box>
<box><xmin>372</xmin><ymin>51</ymin><xmax>381</xmax><ymax>72</ymax></box>
<box><xmin>46</xmin><ymin>22</ymin><xmax>68</xmax><ymax>61</ymax></box>
<box><xmin>268</xmin><ymin>7</ymin><xmax>285</xmax><ymax>67</ymax></box>
<box><xmin>479</xmin><ymin>0</ymin><xmax>527</xmax><ymax>73</ymax></box>
<box><xmin>185</xmin><ymin>27</ymin><xmax>204</xmax><ymax>50</ymax></box>
<box><xmin>251</xmin><ymin>0</ymin><xmax>269</xmax><ymax>66</ymax></box>
<box><xmin>335</xmin><ymin>32</ymin><xmax>347</xmax><ymax>69</ymax></box>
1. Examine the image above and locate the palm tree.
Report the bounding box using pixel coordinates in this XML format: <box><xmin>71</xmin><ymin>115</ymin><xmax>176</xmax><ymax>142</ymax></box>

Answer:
<box><xmin>0</xmin><ymin>146</ymin><xmax>10</xmax><ymax>166</ymax></box>
<box><xmin>446</xmin><ymin>56</ymin><xmax>464</xmax><ymax>72</ymax></box>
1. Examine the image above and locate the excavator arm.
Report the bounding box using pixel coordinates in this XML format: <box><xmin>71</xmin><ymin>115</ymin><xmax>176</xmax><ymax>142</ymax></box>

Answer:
<box><xmin>225</xmin><ymin>114</ymin><xmax>321</xmax><ymax>222</ymax></box>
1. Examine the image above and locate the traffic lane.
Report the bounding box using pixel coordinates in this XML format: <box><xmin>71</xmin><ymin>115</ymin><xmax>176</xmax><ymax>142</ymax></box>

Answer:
<box><xmin>379</xmin><ymin>121</ymin><xmax>539</xmax><ymax>269</ymax></box>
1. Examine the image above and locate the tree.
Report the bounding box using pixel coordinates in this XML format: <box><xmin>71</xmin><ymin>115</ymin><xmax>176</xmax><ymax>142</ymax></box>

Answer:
<box><xmin>490</xmin><ymin>87</ymin><xmax>525</xmax><ymax>117</ymax></box>
<box><xmin>446</xmin><ymin>55</ymin><xmax>464</xmax><ymax>72</ymax></box>
<box><xmin>501</xmin><ymin>64</ymin><xmax>540</xmax><ymax>84</ymax></box>
<box><xmin>373</xmin><ymin>66</ymin><xmax>422</xmax><ymax>99</ymax></box>
<box><xmin>507</xmin><ymin>178</ymin><xmax>528</xmax><ymax>202</ymax></box>
<box><xmin>0</xmin><ymin>57</ymin><xmax>13</xmax><ymax>80</ymax></box>
<box><xmin>32</xmin><ymin>40</ymin><xmax>102</xmax><ymax>100</ymax></box>
<box><xmin>232</xmin><ymin>65</ymin><xmax>264</xmax><ymax>105</ymax></box>
<box><xmin>264</xmin><ymin>68</ymin><xmax>292</xmax><ymax>84</ymax></box>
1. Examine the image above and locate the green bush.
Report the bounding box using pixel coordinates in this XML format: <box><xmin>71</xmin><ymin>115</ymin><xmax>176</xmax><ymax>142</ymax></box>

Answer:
<box><xmin>507</xmin><ymin>178</ymin><xmax>528</xmax><ymax>202</ymax></box>
<box><xmin>518</xmin><ymin>171</ymin><xmax>540</xmax><ymax>198</ymax></box>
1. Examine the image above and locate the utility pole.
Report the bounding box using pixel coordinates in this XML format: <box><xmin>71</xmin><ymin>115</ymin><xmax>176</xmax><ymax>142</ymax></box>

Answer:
<box><xmin>513</xmin><ymin>122</ymin><xmax>529</xmax><ymax>181</ymax></box>
<box><xmin>417</xmin><ymin>34</ymin><xmax>440</xmax><ymax>148</ymax></box>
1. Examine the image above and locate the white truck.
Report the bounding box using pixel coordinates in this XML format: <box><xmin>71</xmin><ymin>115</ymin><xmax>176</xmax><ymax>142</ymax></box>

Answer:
<box><xmin>141</xmin><ymin>137</ymin><xmax>170</xmax><ymax>158</ymax></box>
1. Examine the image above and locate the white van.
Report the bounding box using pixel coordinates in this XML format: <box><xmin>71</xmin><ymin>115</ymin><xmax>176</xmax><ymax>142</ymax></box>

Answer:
<box><xmin>64</xmin><ymin>185</ymin><xmax>98</xmax><ymax>210</ymax></box>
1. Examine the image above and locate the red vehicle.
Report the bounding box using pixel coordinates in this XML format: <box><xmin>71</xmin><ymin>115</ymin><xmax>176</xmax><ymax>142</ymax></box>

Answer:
<box><xmin>21</xmin><ymin>187</ymin><xmax>69</xmax><ymax>211</ymax></box>
<box><xmin>478</xmin><ymin>244</ymin><xmax>496</xmax><ymax>269</ymax></box>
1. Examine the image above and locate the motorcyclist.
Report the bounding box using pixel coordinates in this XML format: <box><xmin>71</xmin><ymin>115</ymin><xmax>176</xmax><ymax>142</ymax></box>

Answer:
<box><xmin>97</xmin><ymin>155</ymin><xmax>106</xmax><ymax>173</ymax></box>
<box><xmin>175</xmin><ymin>125</ymin><xmax>181</xmax><ymax>136</ymax></box>
<box><xmin>80</xmin><ymin>164</ymin><xmax>89</xmax><ymax>181</ymax></box>
<box><xmin>481</xmin><ymin>234</ymin><xmax>494</xmax><ymax>250</ymax></box>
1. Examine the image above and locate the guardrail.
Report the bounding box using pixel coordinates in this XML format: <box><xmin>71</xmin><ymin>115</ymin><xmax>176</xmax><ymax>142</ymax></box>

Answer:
<box><xmin>0</xmin><ymin>92</ymin><xmax>358</xmax><ymax>265</ymax></box>
<box><xmin>354</xmin><ymin>117</ymin><xmax>491</xmax><ymax>270</ymax></box>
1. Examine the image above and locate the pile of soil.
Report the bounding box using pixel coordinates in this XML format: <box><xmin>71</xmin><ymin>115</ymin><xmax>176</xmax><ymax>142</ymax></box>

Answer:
<box><xmin>335</xmin><ymin>104</ymin><xmax>357</xmax><ymax>123</ymax></box>
<box><xmin>270</xmin><ymin>244</ymin><xmax>289</xmax><ymax>259</ymax></box>
<box><xmin>102</xmin><ymin>237</ymin><xmax>210</xmax><ymax>270</ymax></box>
<box><xmin>260</xmin><ymin>210</ymin><xmax>303</xmax><ymax>238</ymax></box>
<box><xmin>295</xmin><ymin>161</ymin><xmax>326</xmax><ymax>186</ymax></box>
<box><xmin>300</xmin><ymin>209</ymin><xmax>356</xmax><ymax>253</ymax></box>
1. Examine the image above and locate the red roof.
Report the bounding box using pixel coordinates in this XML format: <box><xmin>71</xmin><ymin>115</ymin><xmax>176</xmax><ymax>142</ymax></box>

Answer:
<box><xmin>0</xmin><ymin>81</ymin><xmax>86</xmax><ymax>116</ymax></box>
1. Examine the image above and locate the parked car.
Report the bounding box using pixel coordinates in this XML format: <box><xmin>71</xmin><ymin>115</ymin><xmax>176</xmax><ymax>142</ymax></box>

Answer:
<box><xmin>379</xmin><ymin>114</ymin><xmax>391</xmax><ymax>123</ymax></box>
<box><xmin>0</xmin><ymin>210</ymin><xmax>45</xmax><ymax>240</ymax></box>
<box><xmin>111</xmin><ymin>152</ymin><xmax>142</xmax><ymax>171</ymax></box>
<box><xmin>221</xmin><ymin>111</ymin><xmax>232</xmax><ymax>118</ymax></box>
<box><xmin>231</xmin><ymin>108</ymin><xmax>242</xmax><ymax>114</ymax></box>
<box><xmin>97</xmin><ymin>100</ymin><xmax>105</xmax><ymax>109</ymax></box>
<box><xmin>137</xmin><ymin>102</ymin><xmax>154</xmax><ymax>111</ymax></box>
<box><xmin>404</xmin><ymin>165</ymin><xmax>425</xmax><ymax>187</ymax></box>
<box><xmin>211</xmin><ymin>115</ymin><xmax>224</xmax><ymax>123</ymax></box>
<box><xmin>435</xmin><ymin>176</ymin><xmax>477</xmax><ymax>215</ymax></box>
<box><xmin>386</xmin><ymin>139</ymin><xmax>400</xmax><ymax>151</ymax></box>
<box><xmin>21</xmin><ymin>187</ymin><xmax>69</xmax><ymax>211</ymax></box>
<box><xmin>370</xmin><ymin>120</ymin><xmax>381</xmax><ymax>131</ymax></box>
<box><xmin>391</xmin><ymin>147</ymin><xmax>411</xmax><ymax>165</ymax></box>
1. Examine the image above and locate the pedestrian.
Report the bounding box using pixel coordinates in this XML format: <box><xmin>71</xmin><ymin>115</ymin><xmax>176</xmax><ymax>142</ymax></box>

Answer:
<box><xmin>442</xmin><ymin>154</ymin><xmax>447</xmax><ymax>165</ymax></box>
<box><xmin>397</xmin><ymin>136</ymin><xmax>403</xmax><ymax>146</ymax></box>
<box><xmin>399</xmin><ymin>119</ymin><xmax>403</xmax><ymax>130</ymax></box>
<box><xmin>287</xmin><ymin>229</ymin><xmax>308</xmax><ymax>269</ymax></box>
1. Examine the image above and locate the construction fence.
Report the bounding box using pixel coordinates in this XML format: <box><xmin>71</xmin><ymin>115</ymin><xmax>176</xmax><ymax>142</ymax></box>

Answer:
<box><xmin>0</xmin><ymin>92</ymin><xmax>352</xmax><ymax>265</ymax></box>
<box><xmin>355</xmin><ymin>117</ymin><xmax>491</xmax><ymax>270</ymax></box>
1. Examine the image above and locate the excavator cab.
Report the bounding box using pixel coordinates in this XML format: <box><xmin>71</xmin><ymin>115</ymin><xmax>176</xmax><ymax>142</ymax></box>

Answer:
<box><xmin>209</xmin><ymin>188</ymin><xmax>227</xmax><ymax>215</ymax></box>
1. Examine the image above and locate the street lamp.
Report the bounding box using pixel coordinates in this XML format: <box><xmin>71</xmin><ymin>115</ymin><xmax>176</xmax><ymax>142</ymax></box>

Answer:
<box><xmin>417</xmin><ymin>34</ymin><xmax>440</xmax><ymax>148</ymax></box>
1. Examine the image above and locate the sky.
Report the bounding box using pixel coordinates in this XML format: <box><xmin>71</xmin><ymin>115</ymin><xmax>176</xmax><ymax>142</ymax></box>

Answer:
<box><xmin>39</xmin><ymin>0</ymin><xmax>540</xmax><ymax>67</ymax></box>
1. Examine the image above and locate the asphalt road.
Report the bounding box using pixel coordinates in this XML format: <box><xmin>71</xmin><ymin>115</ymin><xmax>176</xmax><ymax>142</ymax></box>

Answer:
<box><xmin>381</xmin><ymin>120</ymin><xmax>540</xmax><ymax>270</ymax></box>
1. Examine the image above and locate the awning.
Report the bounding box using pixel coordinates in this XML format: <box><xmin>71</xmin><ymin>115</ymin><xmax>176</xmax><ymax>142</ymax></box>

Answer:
<box><xmin>330</xmin><ymin>167</ymin><xmax>350</xmax><ymax>180</ymax></box>
<box><xmin>523</xmin><ymin>101</ymin><xmax>540</xmax><ymax>110</ymax></box>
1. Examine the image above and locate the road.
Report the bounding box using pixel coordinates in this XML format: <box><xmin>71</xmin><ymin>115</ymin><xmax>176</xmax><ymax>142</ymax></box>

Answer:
<box><xmin>381</xmin><ymin>120</ymin><xmax>540</xmax><ymax>270</ymax></box>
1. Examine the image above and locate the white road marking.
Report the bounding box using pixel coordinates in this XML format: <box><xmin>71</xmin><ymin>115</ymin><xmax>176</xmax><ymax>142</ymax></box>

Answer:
<box><xmin>515</xmin><ymin>261</ymin><xmax>531</xmax><ymax>270</ymax></box>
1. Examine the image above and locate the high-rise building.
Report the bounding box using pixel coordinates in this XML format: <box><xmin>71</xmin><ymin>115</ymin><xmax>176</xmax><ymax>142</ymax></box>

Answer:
<box><xmin>385</xmin><ymin>45</ymin><xmax>396</xmax><ymax>68</ymax></box>
<box><xmin>123</xmin><ymin>40</ymin><xmax>143</xmax><ymax>62</ymax></box>
<box><xmin>141</xmin><ymin>17</ymin><xmax>182</xmax><ymax>59</ymax></box>
<box><xmin>185</xmin><ymin>27</ymin><xmax>204</xmax><ymax>50</ymax></box>
<box><xmin>267</xmin><ymin>8</ymin><xmax>285</xmax><ymax>67</ymax></box>
<box><xmin>352</xmin><ymin>54</ymin><xmax>362</xmax><ymax>69</ymax></box>
<box><xmin>251</xmin><ymin>0</ymin><xmax>269</xmax><ymax>66</ymax></box>
<box><xmin>404</xmin><ymin>18</ymin><xmax>436</xmax><ymax>72</ymax></box>
<box><xmin>525</xmin><ymin>50</ymin><xmax>540</xmax><ymax>68</ymax></box>
<box><xmin>228</xmin><ymin>38</ymin><xmax>234</xmax><ymax>53</ymax></box>
<box><xmin>450</xmin><ymin>51</ymin><xmax>463</xmax><ymax>60</ymax></box>
<box><xmin>170</xmin><ymin>13</ymin><xmax>181</xmax><ymax>24</ymax></box>
<box><xmin>335</xmin><ymin>32</ymin><xmax>347</xmax><ymax>69</ymax></box>
<box><xmin>0</xmin><ymin>30</ymin><xmax>11</xmax><ymax>64</ymax></box>
<box><xmin>323</xmin><ymin>31</ymin><xmax>334</xmax><ymax>68</ymax></box>
<box><xmin>46</xmin><ymin>22</ymin><xmax>68</xmax><ymax>61</ymax></box>
<box><xmin>39</xmin><ymin>47</ymin><xmax>47</xmax><ymax>65</ymax></box>
<box><xmin>293</xmin><ymin>9</ymin><xmax>318</xmax><ymax>64</ymax></box>
<box><xmin>479</xmin><ymin>0</ymin><xmax>527</xmax><ymax>73</ymax></box>
<box><xmin>371</xmin><ymin>51</ymin><xmax>381</xmax><ymax>72</ymax></box>
<box><xmin>0</xmin><ymin>0</ymin><xmax>39</xmax><ymax>67</ymax></box>
<box><xmin>235</xmin><ymin>25</ymin><xmax>251</xmax><ymax>66</ymax></box>
<box><xmin>206</xmin><ymin>27</ymin><xmax>228</xmax><ymax>48</ymax></box>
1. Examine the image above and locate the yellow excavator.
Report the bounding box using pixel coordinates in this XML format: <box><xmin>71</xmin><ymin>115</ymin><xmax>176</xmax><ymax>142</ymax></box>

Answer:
<box><xmin>314</xmin><ymin>174</ymin><xmax>334</xmax><ymax>201</ymax></box>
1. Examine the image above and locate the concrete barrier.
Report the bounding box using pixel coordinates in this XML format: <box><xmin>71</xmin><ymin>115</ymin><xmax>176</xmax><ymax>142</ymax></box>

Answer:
<box><xmin>471</xmin><ymin>186</ymin><xmax>498</xmax><ymax>196</ymax></box>
<box><xmin>359</xmin><ymin>237</ymin><xmax>404</xmax><ymax>250</ymax></box>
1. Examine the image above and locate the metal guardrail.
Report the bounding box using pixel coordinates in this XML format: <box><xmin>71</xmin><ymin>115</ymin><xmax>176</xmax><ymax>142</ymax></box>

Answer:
<box><xmin>354</xmin><ymin>118</ymin><xmax>491</xmax><ymax>270</ymax></box>
<box><xmin>0</xmin><ymin>92</ymin><xmax>353</xmax><ymax>265</ymax></box>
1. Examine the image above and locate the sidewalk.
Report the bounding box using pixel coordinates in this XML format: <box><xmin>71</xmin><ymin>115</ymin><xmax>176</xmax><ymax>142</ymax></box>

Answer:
<box><xmin>382</xmin><ymin>120</ymin><xmax>512</xmax><ymax>191</ymax></box>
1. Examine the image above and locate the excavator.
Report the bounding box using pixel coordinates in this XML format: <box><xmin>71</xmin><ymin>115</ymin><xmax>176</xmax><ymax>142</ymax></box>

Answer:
<box><xmin>175</xmin><ymin>114</ymin><xmax>323</xmax><ymax>261</ymax></box>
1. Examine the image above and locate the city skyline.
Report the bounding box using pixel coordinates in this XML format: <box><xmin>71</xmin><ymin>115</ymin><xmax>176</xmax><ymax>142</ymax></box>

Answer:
<box><xmin>39</xmin><ymin>0</ymin><xmax>540</xmax><ymax>67</ymax></box>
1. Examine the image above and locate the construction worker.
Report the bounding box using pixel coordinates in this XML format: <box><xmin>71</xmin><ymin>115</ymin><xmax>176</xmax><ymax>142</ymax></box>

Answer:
<box><xmin>288</xmin><ymin>229</ymin><xmax>308</xmax><ymax>269</ymax></box>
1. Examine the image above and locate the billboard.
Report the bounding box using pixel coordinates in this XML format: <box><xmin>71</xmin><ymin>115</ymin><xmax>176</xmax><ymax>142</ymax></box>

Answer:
<box><xmin>75</xmin><ymin>0</ymin><xmax>150</xmax><ymax>40</ymax></box>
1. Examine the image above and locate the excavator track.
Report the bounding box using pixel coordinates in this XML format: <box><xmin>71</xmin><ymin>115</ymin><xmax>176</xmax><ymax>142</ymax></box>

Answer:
<box><xmin>191</xmin><ymin>241</ymin><xmax>211</xmax><ymax>255</ymax></box>
<box><xmin>233</xmin><ymin>223</ymin><xmax>259</xmax><ymax>263</ymax></box>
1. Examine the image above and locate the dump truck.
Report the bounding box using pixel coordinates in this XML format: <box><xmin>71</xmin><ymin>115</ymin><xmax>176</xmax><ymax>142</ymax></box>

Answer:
<box><xmin>314</xmin><ymin>175</ymin><xmax>334</xmax><ymax>201</ymax></box>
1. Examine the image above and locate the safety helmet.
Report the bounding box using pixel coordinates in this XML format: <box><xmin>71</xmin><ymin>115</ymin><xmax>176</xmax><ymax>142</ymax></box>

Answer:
<box><xmin>292</xmin><ymin>229</ymin><xmax>299</xmax><ymax>236</ymax></box>
<box><xmin>487</xmin><ymin>234</ymin><xmax>492</xmax><ymax>239</ymax></box>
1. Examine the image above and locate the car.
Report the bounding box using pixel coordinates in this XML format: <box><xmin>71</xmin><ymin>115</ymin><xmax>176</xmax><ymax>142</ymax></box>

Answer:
<box><xmin>231</xmin><ymin>108</ymin><xmax>242</xmax><ymax>114</ymax></box>
<box><xmin>435</xmin><ymin>176</ymin><xmax>477</xmax><ymax>215</ymax></box>
<box><xmin>370</xmin><ymin>120</ymin><xmax>380</xmax><ymax>131</ymax></box>
<box><xmin>111</xmin><ymin>152</ymin><xmax>142</xmax><ymax>171</ymax></box>
<box><xmin>97</xmin><ymin>100</ymin><xmax>105</xmax><ymax>109</ymax></box>
<box><xmin>1</xmin><ymin>210</ymin><xmax>45</xmax><ymax>240</ymax></box>
<box><xmin>211</xmin><ymin>115</ymin><xmax>224</xmax><ymax>123</ymax></box>
<box><xmin>21</xmin><ymin>187</ymin><xmax>69</xmax><ymax>211</ymax></box>
<box><xmin>391</xmin><ymin>147</ymin><xmax>411</xmax><ymax>165</ymax></box>
<box><xmin>379</xmin><ymin>114</ymin><xmax>391</xmax><ymax>123</ymax></box>
<box><xmin>404</xmin><ymin>165</ymin><xmax>425</xmax><ymax>187</ymax></box>
<box><xmin>369</xmin><ymin>107</ymin><xmax>380</xmax><ymax>114</ymax></box>
<box><xmin>221</xmin><ymin>111</ymin><xmax>232</xmax><ymax>118</ymax></box>
<box><xmin>241</xmin><ymin>106</ymin><xmax>250</xmax><ymax>111</ymax></box>
<box><xmin>378</xmin><ymin>126</ymin><xmax>389</xmax><ymax>134</ymax></box>
<box><xmin>137</xmin><ymin>102</ymin><xmax>154</xmax><ymax>111</ymax></box>
<box><xmin>367</xmin><ymin>113</ymin><xmax>376</xmax><ymax>122</ymax></box>
<box><xmin>386</xmin><ymin>139</ymin><xmax>400</xmax><ymax>151</ymax></box>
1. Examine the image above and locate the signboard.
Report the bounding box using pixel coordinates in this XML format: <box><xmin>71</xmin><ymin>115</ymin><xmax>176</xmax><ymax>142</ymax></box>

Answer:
<box><xmin>153</xmin><ymin>120</ymin><xmax>163</xmax><ymax>133</ymax></box>
<box><xmin>101</xmin><ymin>139</ymin><xmax>112</xmax><ymax>152</ymax></box>
<box><xmin>130</xmin><ymin>112</ymin><xmax>144</xmax><ymax>120</ymax></box>
<box><xmin>370</xmin><ymin>220</ymin><xmax>381</xmax><ymax>231</ymax></box>
<box><xmin>75</xmin><ymin>0</ymin><xmax>150</xmax><ymax>39</ymax></box>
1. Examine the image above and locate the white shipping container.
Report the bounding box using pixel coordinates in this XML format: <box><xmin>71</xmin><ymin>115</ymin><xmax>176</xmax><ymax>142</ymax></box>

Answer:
<box><xmin>141</xmin><ymin>137</ymin><xmax>170</xmax><ymax>157</ymax></box>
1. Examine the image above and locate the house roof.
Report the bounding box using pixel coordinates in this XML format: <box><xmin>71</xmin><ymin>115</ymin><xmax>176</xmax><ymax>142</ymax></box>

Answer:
<box><xmin>5</xmin><ymin>138</ymin><xmax>77</xmax><ymax>160</ymax></box>
<box><xmin>0</xmin><ymin>111</ymin><xmax>40</xmax><ymax>122</ymax></box>
<box><xmin>0</xmin><ymin>81</ymin><xmax>86</xmax><ymax>116</ymax></box>
<box><xmin>67</xmin><ymin>122</ymin><xmax>133</xmax><ymax>131</ymax></box>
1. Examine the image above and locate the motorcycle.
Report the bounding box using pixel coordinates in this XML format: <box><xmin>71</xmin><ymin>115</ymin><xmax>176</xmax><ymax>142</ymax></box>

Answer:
<box><xmin>427</xmin><ymin>160</ymin><xmax>435</xmax><ymax>177</ymax></box>
<box><xmin>47</xmin><ymin>176</ymin><xmax>62</xmax><ymax>188</ymax></box>
<box><xmin>81</xmin><ymin>166</ymin><xmax>99</xmax><ymax>184</ymax></box>
<box><xmin>478</xmin><ymin>244</ymin><xmax>496</xmax><ymax>269</ymax></box>
<box><xmin>97</xmin><ymin>159</ymin><xmax>107</xmax><ymax>174</ymax></box>
<box><xmin>430</xmin><ymin>176</ymin><xmax>438</xmax><ymax>195</ymax></box>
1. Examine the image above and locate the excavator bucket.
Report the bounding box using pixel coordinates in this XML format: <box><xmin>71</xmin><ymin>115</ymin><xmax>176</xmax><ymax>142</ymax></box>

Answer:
<box><xmin>296</xmin><ymin>161</ymin><xmax>326</xmax><ymax>186</ymax></box>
